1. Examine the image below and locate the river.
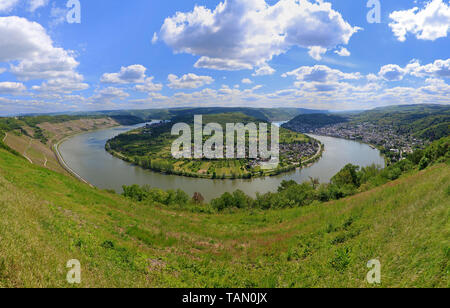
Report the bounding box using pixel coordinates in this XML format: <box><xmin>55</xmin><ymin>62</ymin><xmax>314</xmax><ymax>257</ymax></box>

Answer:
<box><xmin>58</xmin><ymin>122</ymin><xmax>385</xmax><ymax>201</ymax></box>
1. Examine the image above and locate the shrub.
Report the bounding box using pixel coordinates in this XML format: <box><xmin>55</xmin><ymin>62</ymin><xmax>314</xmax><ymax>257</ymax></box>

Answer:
<box><xmin>330</xmin><ymin>247</ymin><xmax>352</xmax><ymax>272</ymax></box>
<box><xmin>419</xmin><ymin>156</ymin><xmax>430</xmax><ymax>170</ymax></box>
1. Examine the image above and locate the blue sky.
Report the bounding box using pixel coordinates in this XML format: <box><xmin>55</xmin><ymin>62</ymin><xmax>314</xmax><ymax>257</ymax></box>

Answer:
<box><xmin>0</xmin><ymin>0</ymin><xmax>448</xmax><ymax>115</ymax></box>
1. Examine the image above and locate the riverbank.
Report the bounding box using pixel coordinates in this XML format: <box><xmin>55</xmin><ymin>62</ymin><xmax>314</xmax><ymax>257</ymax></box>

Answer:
<box><xmin>58</xmin><ymin>129</ymin><xmax>384</xmax><ymax>201</ymax></box>
<box><xmin>53</xmin><ymin>135</ymin><xmax>94</xmax><ymax>186</ymax></box>
<box><xmin>305</xmin><ymin>133</ymin><xmax>387</xmax><ymax>167</ymax></box>
<box><xmin>106</xmin><ymin>141</ymin><xmax>324</xmax><ymax>180</ymax></box>
<box><xmin>105</xmin><ymin>113</ymin><xmax>322</xmax><ymax>180</ymax></box>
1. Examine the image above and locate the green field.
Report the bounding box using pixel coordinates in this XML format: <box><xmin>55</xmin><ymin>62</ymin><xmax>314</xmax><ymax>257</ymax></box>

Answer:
<box><xmin>0</xmin><ymin>135</ymin><xmax>448</xmax><ymax>287</ymax></box>
<box><xmin>107</xmin><ymin>113</ymin><xmax>317</xmax><ymax>179</ymax></box>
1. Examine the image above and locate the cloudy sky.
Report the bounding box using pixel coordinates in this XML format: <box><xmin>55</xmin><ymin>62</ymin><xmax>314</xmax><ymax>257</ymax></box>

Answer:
<box><xmin>0</xmin><ymin>0</ymin><xmax>449</xmax><ymax>115</ymax></box>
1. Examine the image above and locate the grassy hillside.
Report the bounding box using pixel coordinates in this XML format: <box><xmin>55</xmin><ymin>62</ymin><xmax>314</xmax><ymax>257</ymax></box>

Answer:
<box><xmin>0</xmin><ymin>144</ymin><xmax>448</xmax><ymax>287</ymax></box>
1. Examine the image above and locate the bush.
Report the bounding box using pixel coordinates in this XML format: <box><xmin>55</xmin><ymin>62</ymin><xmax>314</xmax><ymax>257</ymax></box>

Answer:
<box><xmin>122</xmin><ymin>185</ymin><xmax>190</xmax><ymax>206</ymax></box>
<box><xmin>331</xmin><ymin>164</ymin><xmax>361</xmax><ymax>188</ymax></box>
<box><xmin>419</xmin><ymin>156</ymin><xmax>430</xmax><ymax>170</ymax></box>
<box><xmin>211</xmin><ymin>190</ymin><xmax>252</xmax><ymax>211</ymax></box>
<box><xmin>330</xmin><ymin>247</ymin><xmax>352</xmax><ymax>272</ymax></box>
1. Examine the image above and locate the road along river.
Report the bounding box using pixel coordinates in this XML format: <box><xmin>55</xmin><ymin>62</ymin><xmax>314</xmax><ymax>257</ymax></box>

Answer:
<box><xmin>58</xmin><ymin>123</ymin><xmax>385</xmax><ymax>201</ymax></box>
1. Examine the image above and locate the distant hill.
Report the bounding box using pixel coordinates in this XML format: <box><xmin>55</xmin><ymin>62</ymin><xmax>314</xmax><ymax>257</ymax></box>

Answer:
<box><xmin>76</xmin><ymin>107</ymin><xmax>329</xmax><ymax>123</ymax></box>
<box><xmin>109</xmin><ymin>115</ymin><xmax>147</xmax><ymax>125</ymax></box>
<box><xmin>6</xmin><ymin>107</ymin><xmax>330</xmax><ymax>124</ymax></box>
<box><xmin>283</xmin><ymin>113</ymin><xmax>348</xmax><ymax>132</ymax></box>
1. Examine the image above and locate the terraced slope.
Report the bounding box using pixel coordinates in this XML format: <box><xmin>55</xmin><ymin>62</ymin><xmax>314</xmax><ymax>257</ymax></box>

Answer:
<box><xmin>1</xmin><ymin>117</ymin><xmax>119</xmax><ymax>175</ymax></box>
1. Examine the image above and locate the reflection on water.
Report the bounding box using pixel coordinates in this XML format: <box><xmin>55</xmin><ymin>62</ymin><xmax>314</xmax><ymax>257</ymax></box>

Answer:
<box><xmin>59</xmin><ymin>123</ymin><xmax>385</xmax><ymax>201</ymax></box>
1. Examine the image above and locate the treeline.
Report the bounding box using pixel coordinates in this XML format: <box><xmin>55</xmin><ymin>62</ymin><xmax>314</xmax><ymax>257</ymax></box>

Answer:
<box><xmin>122</xmin><ymin>136</ymin><xmax>449</xmax><ymax>212</ymax></box>
<box><xmin>110</xmin><ymin>115</ymin><xmax>145</xmax><ymax>125</ymax></box>
<box><xmin>211</xmin><ymin>136</ymin><xmax>448</xmax><ymax>210</ymax></box>
<box><xmin>134</xmin><ymin>157</ymin><xmax>174</xmax><ymax>173</ymax></box>
<box><xmin>283</xmin><ymin>113</ymin><xmax>348</xmax><ymax>131</ymax></box>
<box><xmin>122</xmin><ymin>185</ymin><xmax>189</xmax><ymax>206</ymax></box>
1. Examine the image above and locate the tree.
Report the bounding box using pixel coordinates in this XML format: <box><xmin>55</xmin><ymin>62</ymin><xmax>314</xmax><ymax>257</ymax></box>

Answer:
<box><xmin>419</xmin><ymin>156</ymin><xmax>429</xmax><ymax>170</ymax></box>
<box><xmin>278</xmin><ymin>180</ymin><xmax>297</xmax><ymax>192</ymax></box>
<box><xmin>192</xmin><ymin>192</ymin><xmax>205</xmax><ymax>204</ymax></box>
<box><xmin>331</xmin><ymin>164</ymin><xmax>361</xmax><ymax>188</ymax></box>
<box><xmin>309</xmin><ymin>177</ymin><xmax>320</xmax><ymax>189</ymax></box>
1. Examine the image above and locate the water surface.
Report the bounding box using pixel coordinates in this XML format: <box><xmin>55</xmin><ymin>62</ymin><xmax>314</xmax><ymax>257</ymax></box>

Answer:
<box><xmin>59</xmin><ymin>123</ymin><xmax>385</xmax><ymax>201</ymax></box>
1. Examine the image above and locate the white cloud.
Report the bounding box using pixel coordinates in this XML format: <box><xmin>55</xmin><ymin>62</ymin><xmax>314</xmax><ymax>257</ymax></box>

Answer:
<box><xmin>101</xmin><ymin>65</ymin><xmax>147</xmax><ymax>84</ymax></box>
<box><xmin>101</xmin><ymin>65</ymin><xmax>164</xmax><ymax>93</ymax></box>
<box><xmin>194</xmin><ymin>57</ymin><xmax>253</xmax><ymax>71</ymax></box>
<box><xmin>0</xmin><ymin>68</ymin><xmax>5</xmax><ymax>74</ymax></box>
<box><xmin>308</xmin><ymin>46</ymin><xmax>327</xmax><ymax>61</ymax></box>
<box><xmin>378</xmin><ymin>59</ymin><xmax>450</xmax><ymax>81</ymax></box>
<box><xmin>378</xmin><ymin>64</ymin><xmax>407</xmax><ymax>81</ymax></box>
<box><xmin>29</xmin><ymin>0</ymin><xmax>49</xmax><ymax>12</ymax></box>
<box><xmin>242</xmin><ymin>78</ymin><xmax>252</xmax><ymax>84</ymax></box>
<box><xmin>0</xmin><ymin>0</ymin><xmax>19</xmax><ymax>13</ymax></box>
<box><xmin>159</xmin><ymin>0</ymin><xmax>360</xmax><ymax>69</ymax></box>
<box><xmin>389</xmin><ymin>0</ymin><xmax>450</xmax><ymax>42</ymax></box>
<box><xmin>0</xmin><ymin>81</ymin><xmax>26</xmax><ymax>95</ymax></box>
<box><xmin>282</xmin><ymin>65</ymin><xmax>368</xmax><ymax>94</ymax></box>
<box><xmin>49</xmin><ymin>5</ymin><xmax>68</xmax><ymax>26</ymax></box>
<box><xmin>366</xmin><ymin>73</ymin><xmax>379</xmax><ymax>82</ymax></box>
<box><xmin>0</xmin><ymin>16</ymin><xmax>84</xmax><ymax>90</ymax></box>
<box><xmin>152</xmin><ymin>32</ymin><xmax>158</xmax><ymax>44</ymax></box>
<box><xmin>252</xmin><ymin>64</ymin><xmax>275</xmax><ymax>76</ymax></box>
<box><xmin>283</xmin><ymin>65</ymin><xmax>362</xmax><ymax>83</ymax></box>
<box><xmin>420</xmin><ymin>78</ymin><xmax>450</xmax><ymax>95</ymax></box>
<box><xmin>90</xmin><ymin>87</ymin><xmax>129</xmax><ymax>105</ymax></box>
<box><xmin>406</xmin><ymin>59</ymin><xmax>450</xmax><ymax>78</ymax></box>
<box><xmin>32</xmin><ymin>77</ymin><xmax>89</xmax><ymax>93</ymax></box>
<box><xmin>135</xmin><ymin>77</ymin><xmax>163</xmax><ymax>92</ymax></box>
<box><xmin>167</xmin><ymin>73</ymin><xmax>214</xmax><ymax>89</ymax></box>
<box><xmin>335</xmin><ymin>47</ymin><xmax>351</xmax><ymax>57</ymax></box>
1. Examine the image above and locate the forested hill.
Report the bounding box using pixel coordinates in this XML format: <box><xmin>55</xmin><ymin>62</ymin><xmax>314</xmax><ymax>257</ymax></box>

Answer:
<box><xmin>352</xmin><ymin>104</ymin><xmax>450</xmax><ymax>141</ymax></box>
<box><xmin>283</xmin><ymin>104</ymin><xmax>450</xmax><ymax>141</ymax></box>
<box><xmin>83</xmin><ymin>107</ymin><xmax>329</xmax><ymax>124</ymax></box>
<box><xmin>283</xmin><ymin>114</ymin><xmax>349</xmax><ymax>132</ymax></box>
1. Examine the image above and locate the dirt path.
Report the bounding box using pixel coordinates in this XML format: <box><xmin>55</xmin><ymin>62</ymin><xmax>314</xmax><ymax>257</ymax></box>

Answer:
<box><xmin>2</xmin><ymin>132</ymin><xmax>7</xmax><ymax>143</ymax></box>
<box><xmin>23</xmin><ymin>138</ymin><xmax>33</xmax><ymax>164</ymax></box>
